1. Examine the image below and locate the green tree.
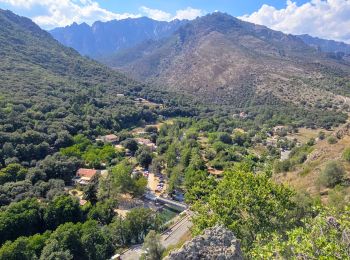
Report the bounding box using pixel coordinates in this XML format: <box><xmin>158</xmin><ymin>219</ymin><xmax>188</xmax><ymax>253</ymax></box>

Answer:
<box><xmin>318</xmin><ymin>161</ymin><xmax>345</xmax><ymax>188</ymax></box>
<box><xmin>87</xmin><ymin>200</ymin><xmax>116</xmax><ymax>225</ymax></box>
<box><xmin>45</xmin><ymin>223</ymin><xmax>84</xmax><ymax>259</ymax></box>
<box><xmin>250</xmin><ymin>208</ymin><xmax>350</xmax><ymax>259</ymax></box>
<box><xmin>0</xmin><ymin>232</ymin><xmax>51</xmax><ymax>260</ymax></box>
<box><xmin>40</xmin><ymin>239</ymin><xmax>73</xmax><ymax>260</ymax></box>
<box><xmin>137</xmin><ymin>149</ymin><xmax>153</xmax><ymax>169</ymax></box>
<box><xmin>192</xmin><ymin>167</ymin><xmax>295</xmax><ymax>249</ymax></box>
<box><xmin>124</xmin><ymin>208</ymin><xmax>161</xmax><ymax>244</ymax></box>
<box><xmin>83</xmin><ymin>176</ymin><xmax>99</xmax><ymax>204</ymax></box>
<box><xmin>44</xmin><ymin>195</ymin><xmax>82</xmax><ymax>230</ymax></box>
<box><xmin>219</xmin><ymin>133</ymin><xmax>232</xmax><ymax>144</ymax></box>
<box><xmin>0</xmin><ymin>238</ymin><xmax>37</xmax><ymax>260</ymax></box>
<box><xmin>184</xmin><ymin>170</ymin><xmax>216</xmax><ymax>203</ymax></box>
<box><xmin>122</xmin><ymin>139</ymin><xmax>138</xmax><ymax>154</ymax></box>
<box><xmin>165</xmin><ymin>144</ymin><xmax>177</xmax><ymax>168</ymax></box>
<box><xmin>37</xmin><ymin>153</ymin><xmax>81</xmax><ymax>183</ymax></box>
<box><xmin>80</xmin><ymin>220</ymin><xmax>115</xmax><ymax>260</ymax></box>
<box><xmin>145</xmin><ymin>126</ymin><xmax>158</xmax><ymax>134</ymax></box>
<box><xmin>140</xmin><ymin>230</ymin><xmax>164</xmax><ymax>260</ymax></box>
<box><xmin>167</xmin><ymin>165</ymin><xmax>183</xmax><ymax>194</ymax></box>
<box><xmin>132</xmin><ymin>176</ymin><xmax>148</xmax><ymax>197</ymax></box>
<box><xmin>0</xmin><ymin>163</ymin><xmax>27</xmax><ymax>185</ymax></box>
<box><xmin>0</xmin><ymin>198</ymin><xmax>42</xmax><ymax>245</ymax></box>
<box><xmin>111</xmin><ymin>161</ymin><xmax>133</xmax><ymax>194</ymax></box>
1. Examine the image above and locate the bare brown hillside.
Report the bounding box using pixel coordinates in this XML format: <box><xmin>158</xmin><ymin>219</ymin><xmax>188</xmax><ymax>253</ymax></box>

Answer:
<box><xmin>107</xmin><ymin>12</ymin><xmax>350</xmax><ymax>109</ymax></box>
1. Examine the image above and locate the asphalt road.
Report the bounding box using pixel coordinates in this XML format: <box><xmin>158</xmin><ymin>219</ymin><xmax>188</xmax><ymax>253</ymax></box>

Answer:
<box><xmin>121</xmin><ymin>215</ymin><xmax>193</xmax><ymax>260</ymax></box>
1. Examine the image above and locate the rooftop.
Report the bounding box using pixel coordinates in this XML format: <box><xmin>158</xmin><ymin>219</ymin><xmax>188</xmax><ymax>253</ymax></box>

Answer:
<box><xmin>77</xmin><ymin>168</ymin><xmax>98</xmax><ymax>178</ymax></box>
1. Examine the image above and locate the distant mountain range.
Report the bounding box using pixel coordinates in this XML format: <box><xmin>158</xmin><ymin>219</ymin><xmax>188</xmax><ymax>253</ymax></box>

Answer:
<box><xmin>51</xmin><ymin>17</ymin><xmax>350</xmax><ymax>61</ymax></box>
<box><xmin>50</xmin><ymin>18</ymin><xmax>187</xmax><ymax>58</ymax></box>
<box><xmin>99</xmin><ymin>13</ymin><xmax>350</xmax><ymax>108</ymax></box>
<box><xmin>50</xmin><ymin>13</ymin><xmax>350</xmax><ymax>108</ymax></box>
<box><xmin>3</xmin><ymin>8</ymin><xmax>350</xmax><ymax>113</ymax></box>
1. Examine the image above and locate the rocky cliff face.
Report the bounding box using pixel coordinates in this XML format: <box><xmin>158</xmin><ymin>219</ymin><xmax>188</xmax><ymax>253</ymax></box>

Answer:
<box><xmin>165</xmin><ymin>225</ymin><xmax>243</xmax><ymax>260</ymax></box>
<box><xmin>50</xmin><ymin>18</ymin><xmax>186</xmax><ymax>58</ymax></box>
<box><xmin>297</xmin><ymin>34</ymin><xmax>350</xmax><ymax>55</ymax></box>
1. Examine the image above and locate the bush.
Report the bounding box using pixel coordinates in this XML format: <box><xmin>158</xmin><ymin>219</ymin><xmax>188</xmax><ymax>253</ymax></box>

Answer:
<box><xmin>274</xmin><ymin>160</ymin><xmax>292</xmax><ymax>173</ymax></box>
<box><xmin>328</xmin><ymin>185</ymin><xmax>347</xmax><ymax>211</ymax></box>
<box><xmin>306</xmin><ymin>138</ymin><xmax>315</xmax><ymax>146</ymax></box>
<box><xmin>219</xmin><ymin>133</ymin><xmax>232</xmax><ymax>145</ymax></box>
<box><xmin>327</xmin><ymin>136</ymin><xmax>337</xmax><ymax>144</ymax></box>
<box><xmin>342</xmin><ymin>148</ymin><xmax>350</xmax><ymax>162</ymax></box>
<box><xmin>318</xmin><ymin>131</ymin><xmax>326</xmax><ymax>140</ymax></box>
<box><xmin>318</xmin><ymin>161</ymin><xmax>345</xmax><ymax>188</ymax></box>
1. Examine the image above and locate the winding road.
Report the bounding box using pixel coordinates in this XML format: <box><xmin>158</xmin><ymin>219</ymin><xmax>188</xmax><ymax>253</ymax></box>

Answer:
<box><xmin>120</xmin><ymin>213</ymin><xmax>193</xmax><ymax>260</ymax></box>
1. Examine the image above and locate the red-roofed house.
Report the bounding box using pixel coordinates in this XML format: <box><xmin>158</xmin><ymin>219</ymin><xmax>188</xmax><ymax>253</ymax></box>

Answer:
<box><xmin>74</xmin><ymin>168</ymin><xmax>99</xmax><ymax>185</ymax></box>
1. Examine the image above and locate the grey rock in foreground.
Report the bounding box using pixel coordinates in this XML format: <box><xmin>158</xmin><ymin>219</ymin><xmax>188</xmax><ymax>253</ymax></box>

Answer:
<box><xmin>165</xmin><ymin>225</ymin><xmax>243</xmax><ymax>260</ymax></box>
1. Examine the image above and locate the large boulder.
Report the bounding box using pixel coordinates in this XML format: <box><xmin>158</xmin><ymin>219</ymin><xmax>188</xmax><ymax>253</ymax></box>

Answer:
<box><xmin>165</xmin><ymin>225</ymin><xmax>243</xmax><ymax>260</ymax></box>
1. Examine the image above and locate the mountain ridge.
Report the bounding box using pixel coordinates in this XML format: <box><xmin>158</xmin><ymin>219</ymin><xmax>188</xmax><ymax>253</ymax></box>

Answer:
<box><xmin>104</xmin><ymin>12</ymin><xmax>350</xmax><ymax>109</ymax></box>
<box><xmin>50</xmin><ymin>14</ymin><xmax>350</xmax><ymax>60</ymax></box>
<box><xmin>50</xmin><ymin>17</ymin><xmax>187</xmax><ymax>58</ymax></box>
<box><xmin>297</xmin><ymin>34</ymin><xmax>350</xmax><ymax>55</ymax></box>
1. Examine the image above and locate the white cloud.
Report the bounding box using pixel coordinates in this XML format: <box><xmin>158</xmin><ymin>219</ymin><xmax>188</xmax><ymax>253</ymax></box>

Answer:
<box><xmin>0</xmin><ymin>0</ymin><xmax>141</xmax><ymax>28</ymax></box>
<box><xmin>0</xmin><ymin>0</ymin><xmax>204</xmax><ymax>28</ymax></box>
<box><xmin>174</xmin><ymin>7</ymin><xmax>204</xmax><ymax>20</ymax></box>
<box><xmin>140</xmin><ymin>6</ymin><xmax>203</xmax><ymax>21</ymax></box>
<box><xmin>239</xmin><ymin>0</ymin><xmax>350</xmax><ymax>43</ymax></box>
<box><xmin>140</xmin><ymin>6</ymin><xmax>172</xmax><ymax>21</ymax></box>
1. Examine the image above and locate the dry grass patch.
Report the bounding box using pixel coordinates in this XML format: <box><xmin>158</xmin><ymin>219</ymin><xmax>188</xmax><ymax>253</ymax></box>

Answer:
<box><xmin>274</xmin><ymin>135</ymin><xmax>350</xmax><ymax>203</ymax></box>
<box><xmin>287</xmin><ymin>128</ymin><xmax>332</xmax><ymax>144</ymax></box>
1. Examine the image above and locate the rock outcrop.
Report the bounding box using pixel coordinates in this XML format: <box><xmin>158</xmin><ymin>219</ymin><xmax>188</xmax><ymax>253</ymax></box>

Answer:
<box><xmin>165</xmin><ymin>225</ymin><xmax>243</xmax><ymax>260</ymax></box>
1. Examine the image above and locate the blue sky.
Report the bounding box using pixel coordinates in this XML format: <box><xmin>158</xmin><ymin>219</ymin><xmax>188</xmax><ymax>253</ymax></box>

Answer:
<box><xmin>0</xmin><ymin>0</ymin><xmax>349</xmax><ymax>43</ymax></box>
<box><xmin>0</xmin><ymin>1</ymin><xmax>310</xmax><ymax>19</ymax></box>
<box><xmin>96</xmin><ymin>0</ymin><xmax>309</xmax><ymax>17</ymax></box>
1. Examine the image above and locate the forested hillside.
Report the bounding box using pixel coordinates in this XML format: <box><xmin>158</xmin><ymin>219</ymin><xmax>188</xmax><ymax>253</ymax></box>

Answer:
<box><xmin>1</xmin><ymin>8</ymin><xmax>350</xmax><ymax>260</ymax></box>
<box><xmin>0</xmin><ymin>9</ymin><xmax>196</xmax><ymax>168</ymax></box>
<box><xmin>0</xmin><ymin>9</ymin><xmax>196</xmax><ymax>259</ymax></box>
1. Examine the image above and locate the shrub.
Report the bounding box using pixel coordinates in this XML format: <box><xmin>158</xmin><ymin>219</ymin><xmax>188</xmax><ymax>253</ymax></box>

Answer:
<box><xmin>307</xmin><ymin>138</ymin><xmax>315</xmax><ymax>146</ymax></box>
<box><xmin>327</xmin><ymin>136</ymin><xmax>337</xmax><ymax>144</ymax></box>
<box><xmin>342</xmin><ymin>148</ymin><xmax>350</xmax><ymax>162</ymax></box>
<box><xmin>219</xmin><ymin>133</ymin><xmax>232</xmax><ymax>145</ymax></box>
<box><xmin>318</xmin><ymin>161</ymin><xmax>345</xmax><ymax>188</ymax></box>
<box><xmin>318</xmin><ymin>131</ymin><xmax>326</xmax><ymax>140</ymax></box>
<box><xmin>328</xmin><ymin>185</ymin><xmax>347</xmax><ymax>211</ymax></box>
<box><xmin>274</xmin><ymin>159</ymin><xmax>292</xmax><ymax>173</ymax></box>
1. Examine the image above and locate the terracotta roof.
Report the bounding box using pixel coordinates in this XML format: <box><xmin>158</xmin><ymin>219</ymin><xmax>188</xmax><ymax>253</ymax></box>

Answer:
<box><xmin>77</xmin><ymin>168</ymin><xmax>98</xmax><ymax>178</ymax></box>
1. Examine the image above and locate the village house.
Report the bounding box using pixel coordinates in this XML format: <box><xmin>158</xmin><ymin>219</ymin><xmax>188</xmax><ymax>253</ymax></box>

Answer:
<box><xmin>134</xmin><ymin>137</ymin><xmax>157</xmax><ymax>151</ymax></box>
<box><xmin>96</xmin><ymin>134</ymin><xmax>119</xmax><ymax>144</ymax></box>
<box><xmin>74</xmin><ymin>168</ymin><xmax>99</xmax><ymax>185</ymax></box>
